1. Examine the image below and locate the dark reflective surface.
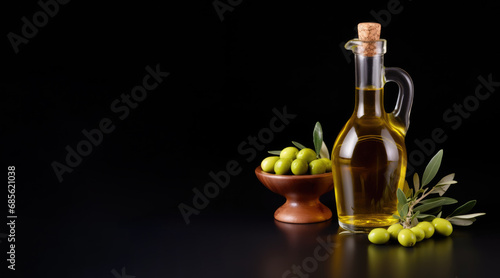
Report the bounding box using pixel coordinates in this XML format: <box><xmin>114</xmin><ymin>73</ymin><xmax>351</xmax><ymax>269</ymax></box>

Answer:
<box><xmin>19</xmin><ymin>208</ymin><xmax>499</xmax><ymax>278</ymax></box>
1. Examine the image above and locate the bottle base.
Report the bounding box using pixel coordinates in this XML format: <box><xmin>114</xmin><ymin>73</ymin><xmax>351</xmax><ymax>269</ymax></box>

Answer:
<box><xmin>338</xmin><ymin>214</ymin><xmax>398</xmax><ymax>233</ymax></box>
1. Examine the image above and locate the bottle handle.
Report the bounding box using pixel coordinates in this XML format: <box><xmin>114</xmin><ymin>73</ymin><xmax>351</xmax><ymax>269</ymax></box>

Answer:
<box><xmin>384</xmin><ymin>67</ymin><xmax>414</xmax><ymax>135</ymax></box>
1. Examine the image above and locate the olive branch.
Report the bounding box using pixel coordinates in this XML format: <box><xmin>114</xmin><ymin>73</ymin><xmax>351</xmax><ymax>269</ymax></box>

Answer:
<box><xmin>394</xmin><ymin>149</ymin><xmax>486</xmax><ymax>229</ymax></box>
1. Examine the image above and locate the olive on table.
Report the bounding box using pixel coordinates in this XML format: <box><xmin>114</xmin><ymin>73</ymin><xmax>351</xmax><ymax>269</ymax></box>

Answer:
<box><xmin>410</xmin><ymin>226</ymin><xmax>425</xmax><ymax>242</ymax></box>
<box><xmin>416</xmin><ymin>221</ymin><xmax>435</xmax><ymax>239</ymax></box>
<box><xmin>387</xmin><ymin>223</ymin><xmax>403</xmax><ymax>240</ymax></box>
<box><xmin>432</xmin><ymin>218</ymin><xmax>453</xmax><ymax>236</ymax></box>
<box><xmin>398</xmin><ymin>229</ymin><xmax>416</xmax><ymax>247</ymax></box>
<box><xmin>368</xmin><ymin>228</ymin><xmax>390</xmax><ymax>244</ymax></box>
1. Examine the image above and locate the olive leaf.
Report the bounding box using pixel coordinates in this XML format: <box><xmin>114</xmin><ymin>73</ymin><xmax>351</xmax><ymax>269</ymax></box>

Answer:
<box><xmin>421</xmin><ymin>149</ymin><xmax>443</xmax><ymax>186</ymax></box>
<box><xmin>422</xmin><ymin>205</ymin><xmax>442</xmax><ymax>215</ymax></box>
<box><xmin>313</xmin><ymin>122</ymin><xmax>323</xmax><ymax>158</ymax></box>
<box><xmin>417</xmin><ymin>196</ymin><xmax>457</xmax><ymax>205</ymax></box>
<box><xmin>319</xmin><ymin>140</ymin><xmax>330</xmax><ymax>159</ymax></box>
<box><xmin>292</xmin><ymin>141</ymin><xmax>306</xmax><ymax>150</ymax></box>
<box><xmin>397</xmin><ymin>188</ymin><xmax>407</xmax><ymax>208</ymax></box>
<box><xmin>448</xmin><ymin>217</ymin><xmax>476</xmax><ymax>226</ymax></box>
<box><xmin>413</xmin><ymin>173</ymin><xmax>420</xmax><ymax>192</ymax></box>
<box><xmin>433</xmin><ymin>173</ymin><xmax>457</xmax><ymax>196</ymax></box>
<box><xmin>410</xmin><ymin>210</ymin><xmax>420</xmax><ymax>221</ymax></box>
<box><xmin>403</xmin><ymin>180</ymin><xmax>412</xmax><ymax>198</ymax></box>
<box><xmin>413</xmin><ymin>197</ymin><xmax>457</xmax><ymax>213</ymax></box>
<box><xmin>397</xmin><ymin>188</ymin><xmax>408</xmax><ymax>218</ymax></box>
<box><xmin>448</xmin><ymin>213</ymin><xmax>485</xmax><ymax>219</ymax></box>
<box><xmin>339</xmin><ymin>230</ymin><xmax>365</xmax><ymax>235</ymax></box>
<box><xmin>435</xmin><ymin>173</ymin><xmax>456</xmax><ymax>186</ymax></box>
<box><xmin>447</xmin><ymin>200</ymin><xmax>476</xmax><ymax>218</ymax></box>
<box><xmin>268</xmin><ymin>150</ymin><xmax>281</xmax><ymax>155</ymax></box>
<box><xmin>446</xmin><ymin>211</ymin><xmax>486</xmax><ymax>226</ymax></box>
<box><xmin>410</xmin><ymin>212</ymin><xmax>419</xmax><ymax>227</ymax></box>
<box><xmin>416</xmin><ymin>213</ymin><xmax>437</xmax><ymax>221</ymax></box>
<box><xmin>401</xmin><ymin>203</ymin><xmax>409</xmax><ymax>219</ymax></box>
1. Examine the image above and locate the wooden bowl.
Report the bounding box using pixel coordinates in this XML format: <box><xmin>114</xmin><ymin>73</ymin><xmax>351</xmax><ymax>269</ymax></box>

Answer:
<box><xmin>255</xmin><ymin>166</ymin><xmax>334</xmax><ymax>224</ymax></box>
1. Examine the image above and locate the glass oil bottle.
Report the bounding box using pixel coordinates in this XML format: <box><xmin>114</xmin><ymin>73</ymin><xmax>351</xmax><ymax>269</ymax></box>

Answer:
<box><xmin>332</xmin><ymin>23</ymin><xmax>414</xmax><ymax>231</ymax></box>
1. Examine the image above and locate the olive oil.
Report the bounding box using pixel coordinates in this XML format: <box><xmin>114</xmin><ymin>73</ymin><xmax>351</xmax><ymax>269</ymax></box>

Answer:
<box><xmin>332</xmin><ymin>87</ymin><xmax>407</xmax><ymax>231</ymax></box>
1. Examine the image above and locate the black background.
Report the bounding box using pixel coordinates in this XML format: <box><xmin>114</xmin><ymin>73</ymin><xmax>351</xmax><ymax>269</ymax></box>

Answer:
<box><xmin>2</xmin><ymin>0</ymin><xmax>500</xmax><ymax>277</ymax></box>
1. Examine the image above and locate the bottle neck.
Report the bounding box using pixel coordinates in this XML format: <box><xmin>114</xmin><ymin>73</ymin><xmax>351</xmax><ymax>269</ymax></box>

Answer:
<box><xmin>354</xmin><ymin>87</ymin><xmax>384</xmax><ymax>118</ymax></box>
<box><xmin>354</xmin><ymin>53</ymin><xmax>385</xmax><ymax>118</ymax></box>
<box><xmin>354</xmin><ymin>53</ymin><xmax>384</xmax><ymax>89</ymax></box>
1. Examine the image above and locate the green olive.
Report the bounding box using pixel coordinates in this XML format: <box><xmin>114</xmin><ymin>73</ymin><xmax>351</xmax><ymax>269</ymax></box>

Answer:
<box><xmin>368</xmin><ymin>228</ymin><xmax>390</xmax><ymax>244</ymax></box>
<box><xmin>309</xmin><ymin>159</ymin><xmax>326</xmax><ymax>175</ymax></box>
<box><xmin>410</xmin><ymin>226</ymin><xmax>425</xmax><ymax>242</ymax></box>
<box><xmin>274</xmin><ymin>158</ymin><xmax>292</xmax><ymax>175</ymax></box>
<box><xmin>319</xmin><ymin>158</ymin><xmax>332</xmax><ymax>172</ymax></box>
<box><xmin>416</xmin><ymin>221</ymin><xmax>435</xmax><ymax>239</ymax></box>
<box><xmin>280</xmin><ymin>147</ymin><xmax>299</xmax><ymax>160</ymax></box>
<box><xmin>261</xmin><ymin>156</ymin><xmax>280</xmax><ymax>173</ymax></box>
<box><xmin>398</xmin><ymin>229</ymin><xmax>416</xmax><ymax>247</ymax></box>
<box><xmin>291</xmin><ymin>159</ymin><xmax>308</xmax><ymax>175</ymax></box>
<box><xmin>297</xmin><ymin>148</ymin><xmax>317</xmax><ymax>163</ymax></box>
<box><xmin>387</xmin><ymin>223</ymin><xmax>403</xmax><ymax>240</ymax></box>
<box><xmin>432</xmin><ymin>218</ymin><xmax>453</xmax><ymax>236</ymax></box>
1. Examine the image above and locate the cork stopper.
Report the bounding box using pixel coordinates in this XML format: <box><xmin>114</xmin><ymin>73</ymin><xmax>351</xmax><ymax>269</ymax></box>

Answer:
<box><xmin>357</xmin><ymin>22</ymin><xmax>381</xmax><ymax>56</ymax></box>
<box><xmin>358</xmin><ymin>22</ymin><xmax>381</xmax><ymax>41</ymax></box>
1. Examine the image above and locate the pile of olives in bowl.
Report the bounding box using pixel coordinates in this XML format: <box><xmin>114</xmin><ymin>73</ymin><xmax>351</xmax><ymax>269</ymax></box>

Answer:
<box><xmin>261</xmin><ymin>146</ymin><xmax>332</xmax><ymax>175</ymax></box>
